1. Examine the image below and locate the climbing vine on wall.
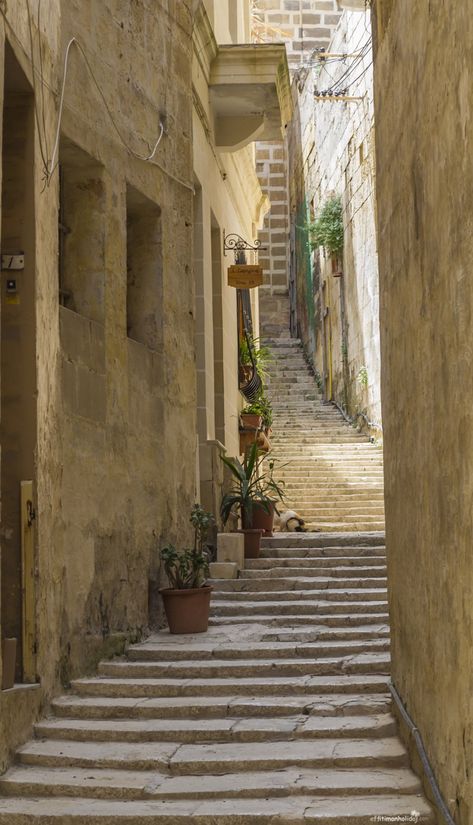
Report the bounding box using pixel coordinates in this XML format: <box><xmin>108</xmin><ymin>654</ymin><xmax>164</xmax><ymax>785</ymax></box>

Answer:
<box><xmin>310</xmin><ymin>195</ymin><xmax>344</xmax><ymax>255</ymax></box>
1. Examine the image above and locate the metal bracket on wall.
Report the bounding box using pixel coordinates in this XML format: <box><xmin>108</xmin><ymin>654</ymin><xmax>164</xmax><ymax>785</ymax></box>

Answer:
<box><xmin>223</xmin><ymin>231</ymin><xmax>266</xmax><ymax>263</ymax></box>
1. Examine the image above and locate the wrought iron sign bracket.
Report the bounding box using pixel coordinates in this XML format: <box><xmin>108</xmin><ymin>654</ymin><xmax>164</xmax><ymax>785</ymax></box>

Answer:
<box><xmin>223</xmin><ymin>231</ymin><xmax>266</xmax><ymax>263</ymax></box>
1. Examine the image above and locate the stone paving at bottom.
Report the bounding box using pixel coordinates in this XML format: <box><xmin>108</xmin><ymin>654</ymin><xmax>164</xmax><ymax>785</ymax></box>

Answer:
<box><xmin>0</xmin><ymin>533</ymin><xmax>435</xmax><ymax>823</ymax></box>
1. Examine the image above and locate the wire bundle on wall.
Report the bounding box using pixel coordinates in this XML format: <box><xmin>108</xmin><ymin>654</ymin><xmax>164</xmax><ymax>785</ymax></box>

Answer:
<box><xmin>1</xmin><ymin>0</ymin><xmax>195</xmax><ymax>193</ymax></box>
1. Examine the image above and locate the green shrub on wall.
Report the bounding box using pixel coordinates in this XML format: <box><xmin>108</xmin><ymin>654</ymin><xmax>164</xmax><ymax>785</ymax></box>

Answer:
<box><xmin>310</xmin><ymin>195</ymin><xmax>344</xmax><ymax>255</ymax></box>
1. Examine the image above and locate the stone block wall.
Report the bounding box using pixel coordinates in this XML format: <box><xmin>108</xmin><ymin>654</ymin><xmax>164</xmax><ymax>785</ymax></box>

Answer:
<box><xmin>294</xmin><ymin>10</ymin><xmax>381</xmax><ymax>428</ymax></box>
<box><xmin>252</xmin><ymin>1</ymin><xmax>341</xmax><ymax>295</ymax></box>
<box><xmin>0</xmin><ymin>0</ymin><xmax>195</xmax><ymax>770</ymax></box>
<box><xmin>373</xmin><ymin>0</ymin><xmax>473</xmax><ymax>819</ymax></box>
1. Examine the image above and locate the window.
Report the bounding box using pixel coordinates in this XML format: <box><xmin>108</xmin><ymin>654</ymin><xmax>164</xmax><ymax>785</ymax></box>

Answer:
<box><xmin>126</xmin><ymin>185</ymin><xmax>163</xmax><ymax>350</ymax></box>
<box><xmin>58</xmin><ymin>139</ymin><xmax>105</xmax><ymax>322</ymax></box>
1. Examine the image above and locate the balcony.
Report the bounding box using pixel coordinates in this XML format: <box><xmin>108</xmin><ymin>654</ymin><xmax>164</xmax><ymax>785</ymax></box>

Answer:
<box><xmin>209</xmin><ymin>44</ymin><xmax>293</xmax><ymax>151</ymax></box>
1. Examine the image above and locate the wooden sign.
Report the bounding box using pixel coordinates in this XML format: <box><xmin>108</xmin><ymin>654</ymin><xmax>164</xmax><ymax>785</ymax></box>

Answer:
<box><xmin>228</xmin><ymin>265</ymin><xmax>264</xmax><ymax>289</ymax></box>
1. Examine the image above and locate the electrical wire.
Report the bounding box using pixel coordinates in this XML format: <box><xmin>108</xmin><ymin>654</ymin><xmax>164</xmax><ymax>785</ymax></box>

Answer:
<box><xmin>36</xmin><ymin>0</ymin><xmax>49</xmax><ymax>163</ymax></box>
<box><xmin>48</xmin><ymin>37</ymin><xmax>166</xmax><ymax>179</ymax></box>
<box><xmin>329</xmin><ymin>39</ymin><xmax>372</xmax><ymax>92</ymax></box>
<box><xmin>343</xmin><ymin>58</ymin><xmax>373</xmax><ymax>92</ymax></box>
<box><xmin>0</xmin><ymin>5</ymin><xmax>194</xmax><ymax>192</ymax></box>
<box><xmin>25</xmin><ymin>0</ymin><xmax>49</xmax><ymax>175</ymax></box>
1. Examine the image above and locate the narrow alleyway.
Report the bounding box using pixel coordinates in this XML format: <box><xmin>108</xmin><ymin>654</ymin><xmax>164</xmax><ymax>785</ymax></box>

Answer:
<box><xmin>0</xmin><ymin>533</ymin><xmax>433</xmax><ymax>822</ymax></box>
<box><xmin>265</xmin><ymin>333</ymin><xmax>385</xmax><ymax>533</ymax></box>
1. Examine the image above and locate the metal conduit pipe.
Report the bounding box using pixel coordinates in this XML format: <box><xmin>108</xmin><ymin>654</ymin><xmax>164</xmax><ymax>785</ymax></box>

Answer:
<box><xmin>389</xmin><ymin>681</ymin><xmax>456</xmax><ymax>825</ymax></box>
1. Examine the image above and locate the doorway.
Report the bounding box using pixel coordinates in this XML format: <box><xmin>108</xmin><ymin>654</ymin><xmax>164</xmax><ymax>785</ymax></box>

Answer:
<box><xmin>0</xmin><ymin>43</ymin><xmax>37</xmax><ymax>684</ymax></box>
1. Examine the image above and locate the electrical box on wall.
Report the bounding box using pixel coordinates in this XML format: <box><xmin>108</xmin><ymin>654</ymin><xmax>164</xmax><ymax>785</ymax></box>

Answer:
<box><xmin>2</xmin><ymin>253</ymin><xmax>25</xmax><ymax>270</ymax></box>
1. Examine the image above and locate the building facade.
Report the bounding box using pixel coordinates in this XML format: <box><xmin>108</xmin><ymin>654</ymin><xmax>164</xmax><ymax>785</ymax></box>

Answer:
<box><xmin>373</xmin><ymin>0</ymin><xmax>473</xmax><ymax>820</ymax></box>
<box><xmin>0</xmin><ymin>0</ymin><xmax>290</xmax><ymax>771</ymax></box>
<box><xmin>291</xmin><ymin>9</ymin><xmax>381</xmax><ymax>429</ymax></box>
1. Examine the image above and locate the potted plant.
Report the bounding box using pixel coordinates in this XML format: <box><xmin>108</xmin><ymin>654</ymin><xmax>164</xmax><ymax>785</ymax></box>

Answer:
<box><xmin>251</xmin><ymin>456</ymin><xmax>285</xmax><ymax>536</ymax></box>
<box><xmin>220</xmin><ymin>442</ymin><xmax>285</xmax><ymax>555</ymax></box>
<box><xmin>159</xmin><ymin>505</ymin><xmax>215</xmax><ymax>634</ymax></box>
<box><xmin>239</xmin><ymin>336</ymin><xmax>273</xmax><ymax>384</ymax></box>
<box><xmin>240</xmin><ymin>402</ymin><xmax>263</xmax><ymax>432</ymax></box>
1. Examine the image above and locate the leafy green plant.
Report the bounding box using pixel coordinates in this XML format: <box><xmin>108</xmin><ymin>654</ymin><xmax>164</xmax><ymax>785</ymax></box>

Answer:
<box><xmin>239</xmin><ymin>336</ymin><xmax>273</xmax><ymax>382</ymax></box>
<box><xmin>220</xmin><ymin>441</ymin><xmax>285</xmax><ymax>527</ymax></box>
<box><xmin>310</xmin><ymin>195</ymin><xmax>344</xmax><ymax>255</ymax></box>
<box><xmin>357</xmin><ymin>365</ymin><xmax>369</xmax><ymax>389</ymax></box>
<box><xmin>160</xmin><ymin>505</ymin><xmax>215</xmax><ymax>589</ymax></box>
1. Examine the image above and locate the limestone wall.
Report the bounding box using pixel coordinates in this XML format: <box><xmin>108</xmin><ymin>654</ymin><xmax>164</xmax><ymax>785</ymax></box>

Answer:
<box><xmin>373</xmin><ymin>0</ymin><xmax>473</xmax><ymax>819</ymax></box>
<box><xmin>294</xmin><ymin>10</ymin><xmax>381</xmax><ymax>427</ymax></box>
<box><xmin>0</xmin><ymin>0</ymin><xmax>195</xmax><ymax>769</ymax></box>
<box><xmin>192</xmin><ymin>2</ymin><xmax>268</xmax><ymax>519</ymax></box>
<box><xmin>253</xmin><ymin>1</ymin><xmax>341</xmax><ymax>296</ymax></box>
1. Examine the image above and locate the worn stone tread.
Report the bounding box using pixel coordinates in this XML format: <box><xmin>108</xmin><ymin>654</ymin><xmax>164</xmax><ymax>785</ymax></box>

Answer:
<box><xmin>0</xmin><ymin>765</ymin><xmax>424</xmax><ymax>800</ymax></box>
<box><xmin>71</xmin><ymin>673</ymin><xmax>390</xmax><ymax>697</ymax></box>
<box><xmin>34</xmin><ymin>713</ymin><xmax>395</xmax><ymax>743</ymax></box>
<box><xmin>0</xmin><ymin>794</ymin><xmax>435</xmax><ymax>822</ymax></box>
<box><xmin>127</xmin><ymin>639</ymin><xmax>390</xmax><ymax>661</ymax></box>
<box><xmin>52</xmin><ymin>692</ymin><xmax>392</xmax><ymax>720</ymax></box>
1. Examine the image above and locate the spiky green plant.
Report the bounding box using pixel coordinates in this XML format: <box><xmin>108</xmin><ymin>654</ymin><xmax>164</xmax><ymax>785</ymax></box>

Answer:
<box><xmin>220</xmin><ymin>441</ymin><xmax>285</xmax><ymax>527</ymax></box>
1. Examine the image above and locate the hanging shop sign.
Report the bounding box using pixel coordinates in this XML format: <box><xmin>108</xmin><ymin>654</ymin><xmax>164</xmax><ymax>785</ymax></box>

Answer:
<box><xmin>228</xmin><ymin>264</ymin><xmax>264</xmax><ymax>289</ymax></box>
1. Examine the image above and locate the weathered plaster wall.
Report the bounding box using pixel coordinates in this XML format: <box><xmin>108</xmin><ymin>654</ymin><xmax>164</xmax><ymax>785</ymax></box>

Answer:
<box><xmin>0</xmin><ymin>0</ymin><xmax>196</xmax><ymax>768</ymax></box>
<box><xmin>373</xmin><ymin>0</ymin><xmax>473</xmax><ymax>819</ymax></box>
<box><xmin>303</xmin><ymin>11</ymin><xmax>381</xmax><ymax>427</ymax></box>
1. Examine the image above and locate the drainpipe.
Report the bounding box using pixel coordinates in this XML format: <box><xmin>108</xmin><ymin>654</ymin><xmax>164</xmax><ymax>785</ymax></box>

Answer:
<box><xmin>389</xmin><ymin>682</ymin><xmax>457</xmax><ymax>825</ymax></box>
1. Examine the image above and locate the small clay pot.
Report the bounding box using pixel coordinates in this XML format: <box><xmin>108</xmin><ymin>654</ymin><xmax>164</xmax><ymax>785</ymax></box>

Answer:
<box><xmin>240</xmin><ymin>413</ymin><xmax>262</xmax><ymax>430</ymax></box>
<box><xmin>160</xmin><ymin>586</ymin><xmax>212</xmax><ymax>634</ymax></box>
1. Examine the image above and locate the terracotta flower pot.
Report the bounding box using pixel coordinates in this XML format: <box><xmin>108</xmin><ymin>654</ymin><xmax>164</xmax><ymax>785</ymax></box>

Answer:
<box><xmin>160</xmin><ymin>586</ymin><xmax>212</xmax><ymax>634</ymax></box>
<box><xmin>2</xmin><ymin>638</ymin><xmax>17</xmax><ymax>690</ymax></box>
<box><xmin>240</xmin><ymin>413</ymin><xmax>262</xmax><ymax>430</ymax></box>
<box><xmin>251</xmin><ymin>502</ymin><xmax>275</xmax><ymax>537</ymax></box>
<box><xmin>237</xmin><ymin>528</ymin><xmax>263</xmax><ymax>559</ymax></box>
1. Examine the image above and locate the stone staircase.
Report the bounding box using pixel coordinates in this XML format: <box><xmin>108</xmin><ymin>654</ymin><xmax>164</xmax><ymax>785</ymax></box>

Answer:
<box><xmin>0</xmin><ymin>533</ymin><xmax>434</xmax><ymax>822</ymax></box>
<box><xmin>264</xmin><ymin>335</ymin><xmax>385</xmax><ymax>532</ymax></box>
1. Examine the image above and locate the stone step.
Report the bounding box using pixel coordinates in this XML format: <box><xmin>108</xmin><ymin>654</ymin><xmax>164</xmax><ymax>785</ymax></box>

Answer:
<box><xmin>0</xmin><ymin>764</ymin><xmax>424</xmax><ymax>801</ymax></box>
<box><xmin>0</xmin><ymin>794</ymin><xmax>436</xmax><ymax>822</ymax></box>
<box><xmin>245</xmin><ymin>556</ymin><xmax>386</xmax><ymax>568</ymax></box>
<box><xmin>71</xmin><ymin>673</ymin><xmax>391</xmax><ymax>698</ymax></box>
<box><xmin>297</xmin><ymin>516</ymin><xmax>385</xmax><ymax>524</ymax></box>
<box><xmin>284</xmin><ymin>509</ymin><xmax>385</xmax><ymax>518</ymax></box>
<box><xmin>97</xmin><ymin>653</ymin><xmax>390</xmax><ymax>680</ymax></box>
<box><xmin>212</xmin><ymin>577</ymin><xmax>387</xmax><ymax>591</ymax></box>
<box><xmin>33</xmin><ymin>713</ymin><xmax>396</xmax><ymax>744</ymax></box>
<box><xmin>238</xmin><ymin>558</ymin><xmax>386</xmax><ymax>572</ymax></box>
<box><xmin>210</xmin><ymin>599</ymin><xmax>388</xmax><ymax>617</ymax></box>
<box><xmin>259</xmin><ymin>548</ymin><xmax>385</xmax><ymax>560</ymax></box>
<box><xmin>300</xmin><ymin>524</ymin><xmax>386</xmax><ymax>534</ymax></box>
<box><xmin>209</xmin><ymin>613</ymin><xmax>389</xmax><ymax>627</ymax></box>
<box><xmin>127</xmin><ymin>639</ymin><xmax>390</xmax><ymax>661</ymax></box>
<box><xmin>211</xmin><ymin>585</ymin><xmax>387</xmax><ymax>599</ymax></box>
<box><xmin>260</xmin><ymin>533</ymin><xmax>385</xmax><ymax>547</ymax></box>
<box><xmin>17</xmin><ymin>737</ymin><xmax>408</xmax><ymax>773</ymax></box>
<box><xmin>52</xmin><ymin>692</ymin><xmax>392</xmax><ymax>720</ymax></box>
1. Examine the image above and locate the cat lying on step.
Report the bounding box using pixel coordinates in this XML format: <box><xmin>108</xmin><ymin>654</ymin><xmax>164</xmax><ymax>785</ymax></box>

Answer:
<box><xmin>274</xmin><ymin>509</ymin><xmax>308</xmax><ymax>532</ymax></box>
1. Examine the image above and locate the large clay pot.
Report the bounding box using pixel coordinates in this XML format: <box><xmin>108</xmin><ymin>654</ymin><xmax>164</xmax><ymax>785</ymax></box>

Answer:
<box><xmin>237</xmin><ymin>528</ymin><xmax>263</xmax><ymax>559</ymax></box>
<box><xmin>160</xmin><ymin>586</ymin><xmax>212</xmax><ymax>634</ymax></box>
<box><xmin>251</xmin><ymin>502</ymin><xmax>275</xmax><ymax>537</ymax></box>
<box><xmin>2</xmin><ymin>638</ymin><xmax>17</xmax><ymax>690</ymax></box>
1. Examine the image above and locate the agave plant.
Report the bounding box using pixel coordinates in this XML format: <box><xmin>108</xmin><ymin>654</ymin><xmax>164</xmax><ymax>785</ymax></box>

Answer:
<box><xmin>220</xmin><ymin>441</ymin><xmax>285</xmax><ymax>528</ymax></box>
